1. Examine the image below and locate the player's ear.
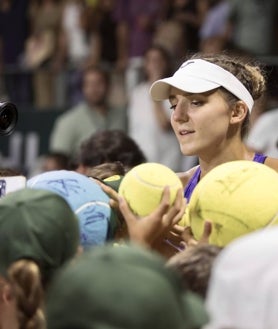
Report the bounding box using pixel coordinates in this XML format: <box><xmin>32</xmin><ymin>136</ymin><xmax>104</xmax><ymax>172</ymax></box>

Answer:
<box><xmin>230</xmin><ymin>101</ymin><xmax>248</xmax><ymax>124</ymax></box>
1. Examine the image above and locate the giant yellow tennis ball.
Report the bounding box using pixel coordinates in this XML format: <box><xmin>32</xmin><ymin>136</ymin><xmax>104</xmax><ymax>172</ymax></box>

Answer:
<box><xmin>187</xmin><ymin>160</ymin><xmax>278</xmax><ymax>247</ymax></box>
<box><xmin>119</xmin><ymin>163</ymin><xmax>184</xmax><ymax>217</ymax></box>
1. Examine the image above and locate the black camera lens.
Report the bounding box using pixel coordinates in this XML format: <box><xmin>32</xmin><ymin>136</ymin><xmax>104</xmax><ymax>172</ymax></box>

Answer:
<box><xmin>0</xmin><ymin>102</ymin><xmax>18</xmax><ymax>136</ymax></box>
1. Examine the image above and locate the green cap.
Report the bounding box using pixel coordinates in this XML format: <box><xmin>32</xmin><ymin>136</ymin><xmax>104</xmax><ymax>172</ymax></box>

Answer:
<box><xmin>103</xmin><ymin>175</ymin><xmax>124</xmax><ymax>192</ymax></box>
<box><xmin>46</xmin><ymin>244</ymin><xmax>208</xmax><ymax>329</ymax></box>
<box><xmin>102</xmin><ymin>175</ymin><xmax>124</xmax><ymax>239</ymax></box>
<box><xmin>0</xmin><ymin>188</ymin><xmax>80</xmax><ymax>284</ymax></box>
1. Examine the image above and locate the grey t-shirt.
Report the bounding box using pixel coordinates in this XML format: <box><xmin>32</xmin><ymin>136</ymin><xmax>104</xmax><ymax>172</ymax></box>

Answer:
<box><xmin>49</xmin><ymin>102</ymin><xmax>127</xmax><ymax>156</ymax></box>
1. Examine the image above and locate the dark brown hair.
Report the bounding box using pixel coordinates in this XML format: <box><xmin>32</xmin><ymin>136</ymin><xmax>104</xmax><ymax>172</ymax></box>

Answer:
<box><xmin>77</xmin><ymin>130</ymin><xmax>146</xmax><ymax>172</ymax></box>
<box><xmin>167</xmin><ymin>244</ymin><xmax>222</xmax><ymax>299</ymax></box>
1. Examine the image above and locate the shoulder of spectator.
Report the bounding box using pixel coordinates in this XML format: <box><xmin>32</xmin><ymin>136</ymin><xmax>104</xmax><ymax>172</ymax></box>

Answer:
<box><xmin>55</xmin><ymin>102</ymin><xmax>87</xmax><ymax>122</ymax></box>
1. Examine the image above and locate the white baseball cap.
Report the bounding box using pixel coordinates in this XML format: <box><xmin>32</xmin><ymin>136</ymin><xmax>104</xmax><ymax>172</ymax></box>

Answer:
<box><xmin>150</xmin><ymin>59</ymin><xmax>254</xmax><ymax>112</ymax></box>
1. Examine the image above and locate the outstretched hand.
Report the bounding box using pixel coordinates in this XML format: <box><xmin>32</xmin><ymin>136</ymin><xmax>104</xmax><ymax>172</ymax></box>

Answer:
<box><xmin>118</xmin><ymin>187</ymin><xmax>186</xmax><ymax>248</ymax></box>
<box><xmin>181</xmin><ymin>220</ymin><xmax>212</xmax><ymax>247</ymax></box>
<box><xmin>97</xmin><ymin>179</ymin><xmax>210</xmax><ymax>250</ymax></box>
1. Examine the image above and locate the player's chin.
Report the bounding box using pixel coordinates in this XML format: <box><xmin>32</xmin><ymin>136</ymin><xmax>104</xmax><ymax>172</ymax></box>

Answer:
<box><xmin>179</xmin><ymin>144</ymin><xmax>197</xmax><ymax>156</ymax></box>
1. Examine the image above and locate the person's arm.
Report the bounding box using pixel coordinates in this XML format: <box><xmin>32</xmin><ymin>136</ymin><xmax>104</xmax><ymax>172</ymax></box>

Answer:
<box><xmin>99</xmin><ymin>181</ymin><xmax>186</xmax><ymax>249</ymax></box>
<box><xmin>52</xmin><ymin>0</ymin><xmax>70</xmax><ymax>71</ymax></box>
<box><xmin>115</xmin><ymin>20</ymin><xmax>129</xmax><ymax>71</ymax></box>
<box><xmin>51</xmin><ymin>27</ymin><xmax>68</xmax><ymax>72</ymax></box>
<box><xmin>118</xmin><ymin>187</ymin><xmax>186</xmax><ymax>249</ymax></box>
<box><xmin>99</xmin><ymin>179</ymin><xmax>212</xmax><ymax>258</ymax></box>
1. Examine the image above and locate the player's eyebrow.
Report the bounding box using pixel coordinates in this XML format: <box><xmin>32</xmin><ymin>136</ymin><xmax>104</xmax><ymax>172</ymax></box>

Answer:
<box><xmin>169</xmin><ymin>92</ymin><xmax>194</xmax><ymax>102</ymax></box>
<box><xmin>169</xmin><ymin>95</ymin><xmax>176</xmax><ymax>103</ymax></box>
<box><xmin>169</xmin><ymin>90</ymin><xmax>217</xmax><ymax>101</ymax></box>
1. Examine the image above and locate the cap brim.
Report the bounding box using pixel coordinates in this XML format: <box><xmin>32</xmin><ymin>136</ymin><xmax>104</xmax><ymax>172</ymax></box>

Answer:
<box><xmin>103</xmin><ymin>175</ymin><xmax>124</xmax><ymax>192</ymax></box>
<box><xmin>182</xmin><ymin>291</ymin><xmax>209</xmax><ymax>328</ymax></box>
<box><xmin>150</xmin><ymin>77</ymin><xmax>220</xmax><ymax>101</ymax></box>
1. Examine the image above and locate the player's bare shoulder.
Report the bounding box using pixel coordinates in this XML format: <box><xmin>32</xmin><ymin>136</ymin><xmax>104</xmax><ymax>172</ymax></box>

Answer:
<box><xmin>176</xmin><ymin>165</ymin><xmax>199</xmax><ymax>188</ymax></box>
<box><xmin>265</xmin><ymin>156</ymin><xmax>278</xmax><ymax>172</ymax></box>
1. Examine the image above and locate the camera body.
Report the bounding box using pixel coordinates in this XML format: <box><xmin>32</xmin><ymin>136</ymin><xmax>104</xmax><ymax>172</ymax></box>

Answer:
<box><xmin>0</xmin><ymin>102</ymin><xmax>18</xmax><ymax>136</ymax></box>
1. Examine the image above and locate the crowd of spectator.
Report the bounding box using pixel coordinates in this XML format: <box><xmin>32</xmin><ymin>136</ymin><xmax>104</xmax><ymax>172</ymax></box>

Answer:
<box><xmin>1</xmin><ymin>0</ymin><xmax>277</xmax><ymax>110</ymax></box>
<box><xmin>1</xmin><ymin>0</ymin><xmax>278</xmax><ymax>173</ymax></box>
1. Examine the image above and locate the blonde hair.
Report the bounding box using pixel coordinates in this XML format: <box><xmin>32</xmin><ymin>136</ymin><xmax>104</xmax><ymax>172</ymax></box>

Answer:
<box><xmin>7</xmin><ymin>260</ymin><xmax>45</xmax><ymax>329</ymax></box>
<box><xmin>86</xmin><ymin>162</ymin><xmax>125</xmax><ymax>180</ymax></box>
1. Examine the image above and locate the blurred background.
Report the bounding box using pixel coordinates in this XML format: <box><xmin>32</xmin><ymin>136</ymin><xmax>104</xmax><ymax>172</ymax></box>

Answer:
<box><xmin>0</xmin><ymin>0</ymin><xmax>278</xmax><ymax>176</ymax></box>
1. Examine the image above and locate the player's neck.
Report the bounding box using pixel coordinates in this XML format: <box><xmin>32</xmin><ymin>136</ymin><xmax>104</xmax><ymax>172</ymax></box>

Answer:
<box><xmin>198</xmin><ymin>142</ymin><xmax>253</xmax><ymax>179</ymax></box>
